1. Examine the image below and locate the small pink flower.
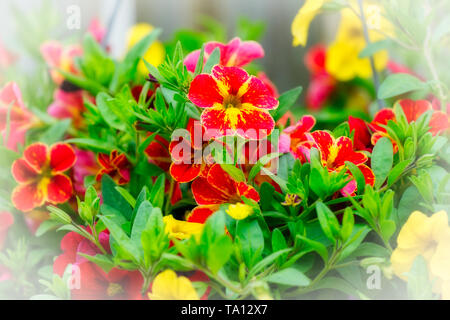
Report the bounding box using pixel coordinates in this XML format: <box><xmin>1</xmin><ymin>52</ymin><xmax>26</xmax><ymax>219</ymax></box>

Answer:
<box><xmin>184</xmin><ymin>37</ymin><xmax>264</xmax><ymax>72</ymax></box>
<box><xmin>40</xmin><ymin>41</ymin><xmax>82</xmax><ymax>85</ymax></box>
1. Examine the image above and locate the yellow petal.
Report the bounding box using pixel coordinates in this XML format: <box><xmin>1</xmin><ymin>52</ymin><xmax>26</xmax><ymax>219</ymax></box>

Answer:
<box><xmin>430</xmin><ymin>230</ymin><xmax>450</xmax><ymax>281</ymax></box>
<box><xmin>291</xmin><ymin>0</ymin><xmax>326</xmax><ymax>47</ymax></box>
<box><xmin>163</xmin><ymin>215</ymin><xmax>204</xmax><ymax>240</ymax></box>
<box><xmin>226</xmin><ymin>203</ymin><xmax>253</xmax><ymax>220</ymax></box>
<box><xmin>148</xmin><ymin>270</ymin><xmax>199</xmax><ymax>300</ymax></box>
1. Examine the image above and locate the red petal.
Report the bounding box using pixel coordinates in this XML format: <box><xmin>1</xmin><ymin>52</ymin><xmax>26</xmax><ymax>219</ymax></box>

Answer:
<box><xmin>11</xmin><ymin>182</ymin><xmax>45</xmax><ymax>212</ymax></box>
<box><xmin>23</xmin><ymin>143</ymin><xmax>48</xmax><ymax>172</ymax></box>
<box><xmin>310</xmin><ymin>131</ymin><xmax>334</xmax><ymax>164</ymax></box>
<box><xmin>236</xmin><ymin>182</ymin><xmax>260</xmax><ymax>202</ymax></box>
<box><xmin>370</xmin><ymin>109</ymin><xmax>396</xmax><ymax>132</ymax></box>
<box><xmin>348</xmin><ymin>116</ymin><xmax>372</xmax><ymax>151</ymax></box>
<box><xmin>11</xmin><ymin>158</ymin><xmax>39</xmax><ymax>183</ymax></box>
<box><xmin>211</xmin><ymin>65</ymin><xmax>249</xmax><ymax>96</ymax></box>
<box><xmin>240</xmin><ymin>76</ymin><xmax>279</xmax><ymax>110</ymax></box>
<box><xmin>201</xmin><ymin>106</ymin><xmax>275</xmax><ymax>139</ymax></box>
<box><xmin>46</xmin><ymin>174</ymin><xmax>73</xmax><ymax>204</ymax></box>
<box><xmin>50</xmin><ymin>143</ymin><xmax>76</xmax><ymax>172</ymax></box>
<box><xmin>170</xmin><ymin>163</ymin><xmax>202</xmax><ymax>183</ymax></box>
<box><xmin>334</xmin><ymin>136</ymin><xmax>367</xmax><ymax>168</ymax></box>
<box><xmin>191</xmin><ymin>177</ymin><xmax>231</xmax><ymax>205</ymax></box>
<box><xmin>358</xmin><ymin>164</ymin><xmax>375</xmax><ymax>186</ymax></box>
<box><xmin>188</xmin><ymin>74</ymin><xmax>224</xmax><ymax>108</ymax></box>
<box><xmin>187</xmin><ymin>205</ymin><xmax>219</xmax><ymax>223</ymax></box>
<box><xmin>429</xmin><ymin>111</ymin><xmax>449</xmax><ymax>136</ymax></box>
<box><xmin>398</xmin><ymin>99</ymin><xmax>431</xmax><ymax>122</ymax></box>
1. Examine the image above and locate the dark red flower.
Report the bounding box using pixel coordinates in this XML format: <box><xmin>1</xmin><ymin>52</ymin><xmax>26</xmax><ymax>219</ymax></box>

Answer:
<box><xmin>96</xmin><ymin>150</ymin><xmax>131</xmax><ymax>185</ymax></box>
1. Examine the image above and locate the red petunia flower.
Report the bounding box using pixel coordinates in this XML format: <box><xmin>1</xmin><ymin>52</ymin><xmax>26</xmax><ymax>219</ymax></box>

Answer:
<box><xmin>348</xmin><ymin>116</ymin><xmax>372</xmax><ymax>152</ymax></box>
<box><xmin>54</xmin><ymin>230</ymin><xmax>144</xmax><ymax>300</ymax></box>
<box><xmin>184</xmin><ymin>37</ymin><xmax>264</xmax><ymax>73</ymax></box>
<box><xmin>397</xmin><ymin>99</ymin><xmax>449</xmax><ymax>136</ymax></box>
<box><xmin>169</xmin><ymin>119</ymin><xmax>213</xmax><ymax>183</ymax></box>
<box><xmin>188</xmin><ymin>164</ymin><xmax>260</xmax><ymax>223</ymax></box>
<box><xmin>11</xmin><ymin>143</ymin><xmax>76</xmax><ymax>212</ymax></box>
<box><xmin>47</xmin><ymin>89</ymin><xmax>91</xmax><ymax>129</ymax></box>
<box><xmin>188</xmin><ymin>65</ymin><xmax>279</xmax><ymax>139</ymax></box>
<box><xmin>304</xmin><ymin>44</ymin><xmax>336</xmax><ymax>110</ymax></box>
<box><xmin>96</xmin><ymin>150</ymin><xmax>131</xmax><ymax>186</ymax></box>
<box><xmin>0</xmin><ymin>82</ymin><xmax>38</xmax><ymax>151</ymax></box>
<box><xmin>0</xmin><ymin>212</ymin><xmax>13</xmax><ymax>250</ymax></box>
<box><xmin>256</xmin><ymin>72</ymin><xmax>279</xmax><ymax>98</ymax></box>
<box><xmin>306</xmin><ymin>130</ymin><xmax>375</xmax><ymax>196</ymax></box>
<box><xmin>280</xmin><ymin>115</ymin><xmax>316</xmax><ymax>162</ymax></box>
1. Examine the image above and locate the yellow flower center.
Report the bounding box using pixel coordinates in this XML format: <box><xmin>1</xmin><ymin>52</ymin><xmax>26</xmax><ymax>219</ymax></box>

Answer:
<box><xmin>106</xmin><ymin>283</ymin><xmax>124</xmax><ymax>297</ymax></box>
<box><xmin>223</xmin><ymin>95</ymin><xmax>242</xmax><ymax>109</ymax></box>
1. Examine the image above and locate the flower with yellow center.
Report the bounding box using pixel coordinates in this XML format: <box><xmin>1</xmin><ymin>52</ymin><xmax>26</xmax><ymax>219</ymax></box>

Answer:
<box><xmin>226</xmin><ymin>203</ymin><xmax>253</xmax><ymax>220</ymax></box>
<box><xmin>391</xmin><ymin>211</ymin><xmax>449</xmax><ymax>280</ymax></box>
<box><xmin>148</xmin><ymin>270</ymin><xmax>199</xmax><ymax>300</ymax></box>
<box><xmin>126</xmin><ymin>23</ymin><xmax>165</xmax><ymax>76</ymax></box>
<box><xmin>163</xmin><ymin>215</ymin><xmax>204</xmax><ymax>240</ymax></box>
<box><xmin>325</xmin><ymin>7</ymin><xmax>388</xmax><ymax>81</ymax></box>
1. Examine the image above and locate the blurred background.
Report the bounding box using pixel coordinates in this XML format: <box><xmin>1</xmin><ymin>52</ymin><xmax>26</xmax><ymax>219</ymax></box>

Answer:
<box><xmin>0</xmin><ymin>0</ymin><xmax>338</xmax><ymax>93</ymax></box>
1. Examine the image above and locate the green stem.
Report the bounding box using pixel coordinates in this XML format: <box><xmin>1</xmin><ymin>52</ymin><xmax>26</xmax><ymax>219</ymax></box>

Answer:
<box><xmin>356</xmin><ymin>0</ymin><xmax>384</xmax><ymax>110</ymax></box>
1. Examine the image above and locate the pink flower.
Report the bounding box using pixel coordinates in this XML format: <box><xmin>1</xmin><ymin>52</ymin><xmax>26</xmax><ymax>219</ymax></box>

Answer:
<box><xmin>40</xmin><ymin>41</ymin><xmax>82</xmax><ymax>85</ymax></box>
<box><xmin>48</xmin><ymin>89</ymin><xmax>89</xmax><ymax>128</ymax></box>
<box><xmin>0</xmin><ymin>82</ymin><xmax>37</xmax><ymax>151</ymax></box>
<box><xmin>184</xmin><ymin>37</ymin><xmax>264</xmax><ymax>73</ymax></box>
<box><xmin>88</xmin><ymin>18</ymin><xmax>106</xmax><ymax>44</ymax></box>
<box><xmin>0</xmin><ymin>212</ymin><xmax>13</xmax><ymax>250</ymax></box>
<box><xmin>72</xmin><ymin>148</ymin><xmax>100</xmax><ymax>195</ymax></box>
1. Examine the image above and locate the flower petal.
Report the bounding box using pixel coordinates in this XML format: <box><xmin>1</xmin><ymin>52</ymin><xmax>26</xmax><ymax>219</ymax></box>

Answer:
<box><xmin>334</xmin><ymin>136</ymin><xmax>367</xmax><ymax>167</ymax></box>
<box><xmin>11</xmin><ymin>182</ymin><xmax>45</xmax><ymax>212</ymax></box>
<box><xmin>46</xmin><ymin>174</ymin><xmax>73</xmax><ymax>204</ymax></box>
<box><xmin>23</xmin><ymin>143</ymin><xmax>48</xmax><ymax>172</ymax></box>
<box><xmin>240</xmin><ymin>76</ymin><xmax>279</xmax><ymax>110</ymax></box>
<box><xmin>11</xmin><ymin>158</ymin><xmax>39</xmax><ymax>183</ymax></box>
<box><xmin>232</xmin><ymin>39</ymin><xmax>265</xmax><ymax>67</ymax></box>
<box><xmin>211</xmin><ymin>65</ymin><xmax>249</xmax><ymax>97</ymax></box>
<box><xmin>50</xmin><ymin>143</ymin><xmax>76</xmax><ymax>172</ymax></box>
<box><xmin>170</xmin><ymin>163</ymin><xmax>202</xmax><ymax>183</ymax></box>
<box><xmin>191</xmin><ymin>177</ymin><xmax>230</xmax><ymax>205</ymax></box>
<box><xmin>188</xmin><ymin>74</ymin><xmax>223</xmax><ymax>109</ymax></box>
<box><xmin>187</xmin><ymin>205</ymin><xmax>219</xmax><ymax>224</ymax></box>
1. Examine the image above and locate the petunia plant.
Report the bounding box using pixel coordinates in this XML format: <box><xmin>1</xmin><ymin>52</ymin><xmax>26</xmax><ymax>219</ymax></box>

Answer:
<box><xmin>0</xmin><ymin>0</ymin><xmax>449</xmax><ymax>301</ymax></box>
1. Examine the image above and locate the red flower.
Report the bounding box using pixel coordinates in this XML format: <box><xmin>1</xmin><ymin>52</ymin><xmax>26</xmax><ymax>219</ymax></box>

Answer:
<box><xmin>304</xmin><ymin>45</ymin><xmax>336</xmax><ymax>110</ymax></box>
<box><xmin>306</xmin><ymin>130</ymin><xmax>374</xmax><ymax>195</ymax></box>
<box><xmin>184</xmin><ymin>37</ymin><xmax>264</xmax><ymax>73</ymax></box>
<box><xmin>0</xmin><ymin>212</ymin><xmax>13</xmax><ymax>250</ymax></box>
<box><xmin>11</xmin><ymin>143</ymin><xmax>76</xmax><ymax>212</ymax></box>
<box><xmin>169</xmin><ymin>119</ymin><xmax>213</xmax><ymax>183</ymax></box>
<box><xmin>188</xmin><ymin>164</ymin><xmax>260</xmax><ymax>223</ymax></box>
<box><xmin>348</xmin><ymin>116</ymin><xmax>372</xmax><ymax>152</ymax></box>
<box><xmin>256</xmin><ymin>72</ymin><xmax>279</xmax><ymax>98</ymax></box>
<box><xmin>0</xmin><ymin>82</ymin><xmax>37</xmax><ymax>151</ymax></box>
<box><xmin>54</xmin><ymin>230</ymin><xmax>144</xmax><ymax>300</ymax></box>
<box><xmin>96</xmin><ymin>150</ymin><xmax>131</xmax><ymax>186</ymax></box>
<box><xmin>281</xmin><ymin>115</ymin><xmax>316</xmax><ymax>162</ymax></box>
<box><xmin>188</xmin><ymin>65</ymin><xmax>279</xmax><ymax>139</ymax></box>
<box><xmin>145</xmin><ymin>135</ymin><xmax>172</xmax><ymax>172</ymax></box>
<box><xmin>397</xmin><ymin>99</ymin><xmax>449</xmax><ymax>136</ymax></box>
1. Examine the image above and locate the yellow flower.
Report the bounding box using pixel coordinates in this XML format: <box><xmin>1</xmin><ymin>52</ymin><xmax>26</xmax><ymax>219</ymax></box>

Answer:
<box><xmin>126</xmin><ymin>23</ymin><xmax>165</xmax><ymax>76</ymax></box>
<box><xmin>163</xmin><ymin>215</ymin><xmax>204</xmax><ymax>240</ymax></box>
<box><xmin>391</xmin><ymin>211</ymin><xmax>449</xmax><ymax>280</ymax></box>
<box><xmin>430</xmin><ymin>231</ymin><xmax>450</xmax><ymax>299</ymax></box>
<box><xmin>148</xmin><ymin>270</ymin><xmax>199</xmax><ymax>300</ymax></box>
<box><xmin>226</xmin><ymin>203</ymin><xmax>253</xmax><ymax>220</ymax></box>
<box><xmin>291</xmin><ymin>0</ymin><xmax>329</xmax><ymax>47</ymax></box>
<box><xmin>325</xmin><ymin>7</ymin><xmax>388</xmax><ymax>81</ymax></box>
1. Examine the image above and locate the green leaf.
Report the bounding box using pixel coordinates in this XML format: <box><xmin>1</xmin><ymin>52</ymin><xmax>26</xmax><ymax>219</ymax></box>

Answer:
<box><xmin>316</xmin><ymin>202</ymin><xmax>340</xmax><ymax>241</ymax></box>
<box><xmin>378</xmin><ymin>73</ymin><xmax>428</xmax><ymax>99</ymax></box>
<box><xmin>295</xmin><ymin>234</ymin><xmax>329</xmax><ymax>263</ymax></box>
<box><xmin>202</xmin><ymin>47</ymin><xmax>220</xmax><ymax>74</ymax></box>
<box><xmin>248</xmin><ymin>248</ymin><xmax>291</xmax><ymax>278</ymax></box>
<box><xmin>236</xmin><ymin>219</ymin><xmax>265</xmax><ymax>268</ymax></box>
<box><xmin>77</xmin><ymin>253</ymin><xmax>115</xmax><ymax>273</ymax></box>
<box><xmin>65</xmin><ymin>138</ymin><xmax>114</xmax><ymax>153</ymax></box>
<box><xmin>387</xmin><ymin>159</ymin><xmax>411</xmax><ymax>187</ymax></box>
<box><xmin>194</xmin><ymin>45</ymin><xmax>205</xmax><ymax>76</ymax></box>
<box><xmin>39</xmin><ymin>119</ymin><xmax>71</xmax><ymax>145</ymax></box>
<box><xmin>345</xmin><ymin>162</ymin><xmax>365</xmax><ymax>195</ymax></box>
<box><xmin>110</xmin><ymin>28</ymin><xmax>162</xmax><ymax>91</ymax></box>
<box><xmin>340</xmin><ymin>207</ymin><xmax>354</xmax><ymax>242</ymax></box>
<box><xmin>271</xmin><ymin>86</ymin><xmax>303</xmax><ymax>121</ymax></box>
<box><xmin>359</xmin><ymin>39</ymin><xmax>390</xmax><ymax>58</ymax></box>
<box><xmin>372</xmin><ymin>137</ymin><xmax>394</xmax><ymax>189</ymax></box>
<box><xmin>266</xmin><ymin>268</ymin><xmax>311</xmax><ymax>287</ymax></box>
<box><xmin>407</xmin><ymin>255</ymin><xmax>434</xmax><ymax>299</ymax></box>
<box><xmin>101</xmin><ymin>175</ymin><xmax>133</xmax><ymax>221</ymax></box>
<box><xmin>220</xmin><ymin>164</ymin><xmax>246</xmax><ymax>182</ymax></box>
